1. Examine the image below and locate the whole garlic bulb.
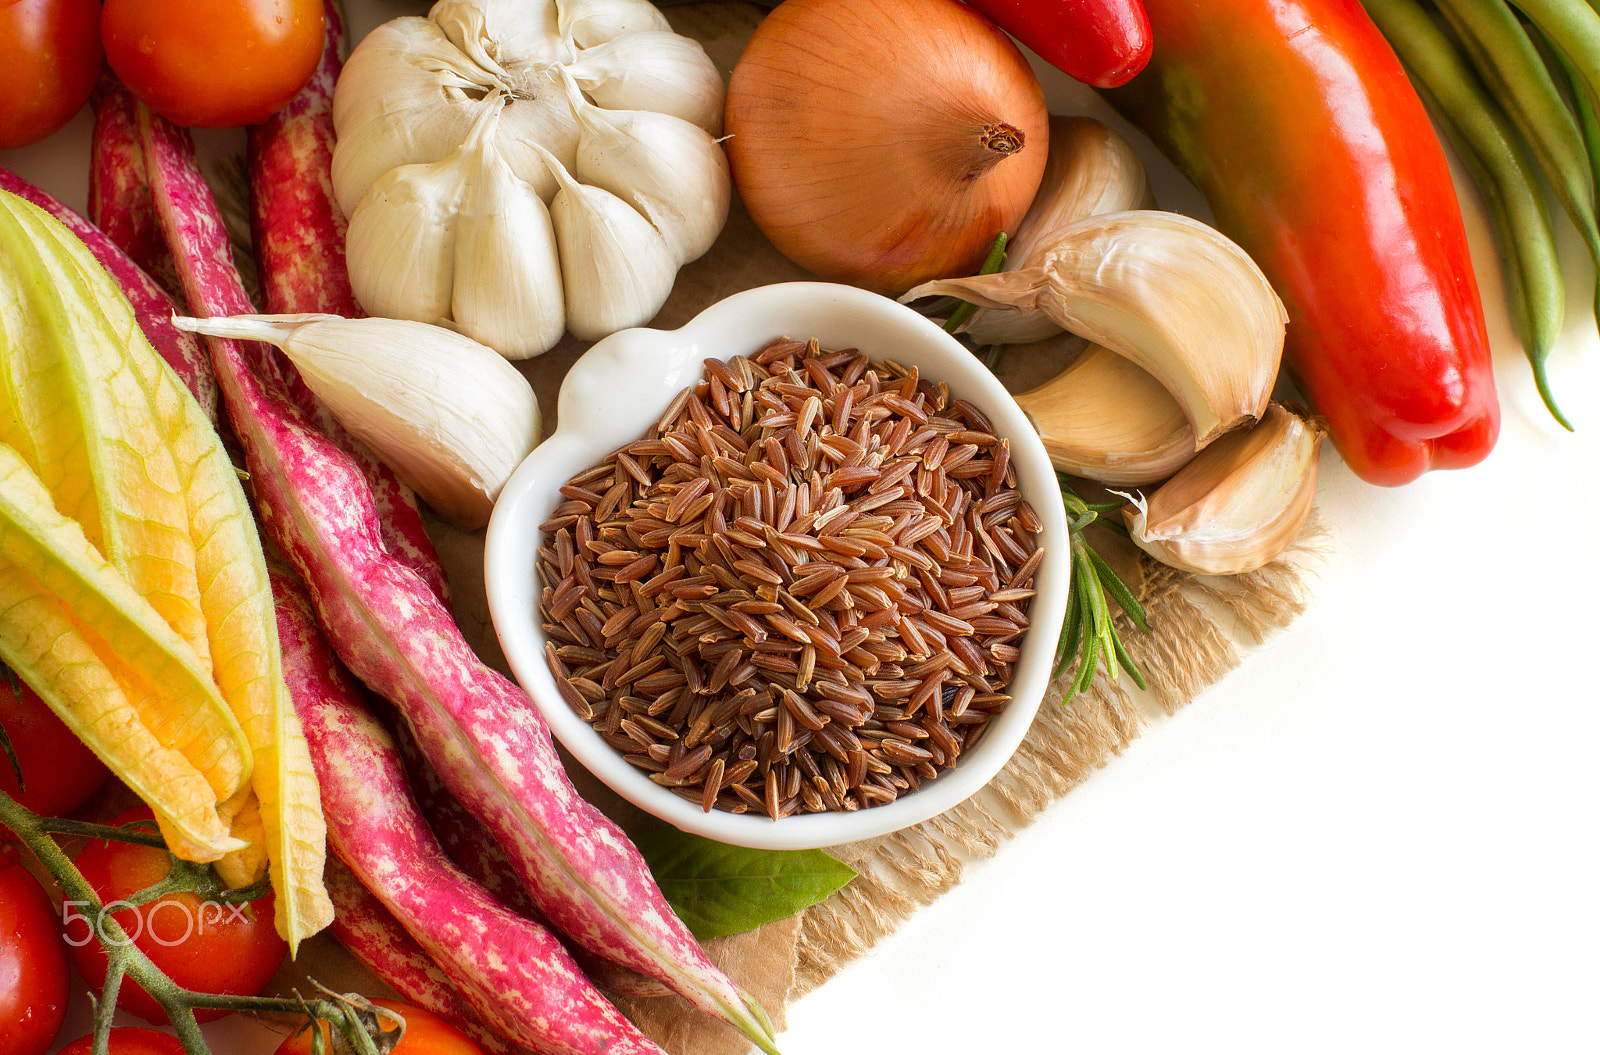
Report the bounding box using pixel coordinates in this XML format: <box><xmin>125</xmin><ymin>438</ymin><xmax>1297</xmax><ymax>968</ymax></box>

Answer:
<box><xmin>332</xmin><ymin>0</ymin><xmax>729</xmax><ymax>358</ymax></box>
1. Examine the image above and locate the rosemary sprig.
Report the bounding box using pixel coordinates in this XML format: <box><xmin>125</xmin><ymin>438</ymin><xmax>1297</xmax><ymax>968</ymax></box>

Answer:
<box><xmin>1054</xmin><ymin>475</ymin><xmax>1149</xmax><ymax>699</ymax></box>
<box><xmin>943</xmin><ymin>231</ymin><xmax>1008</xmax><ymax>334</ymax></box>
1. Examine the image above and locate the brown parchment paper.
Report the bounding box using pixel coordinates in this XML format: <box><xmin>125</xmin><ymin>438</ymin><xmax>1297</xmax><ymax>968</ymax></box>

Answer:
<box><xmin>250</xmin><ymin>5</ymin><xmax>1330</xmax><ymax>1052</ymax></box>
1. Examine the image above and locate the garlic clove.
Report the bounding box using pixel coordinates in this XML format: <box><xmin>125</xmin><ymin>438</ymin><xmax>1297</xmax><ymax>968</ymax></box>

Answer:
<box><xmin>567</xmin><ymin>31</ymin><xmax>726</xmax><ymax>135</ymax></box>
<box><xmin>345</xmin><ymin>156</ymin><xmax>468</xmax><ymax>329</ymax></box>
<box><xmin>430</xmin><ymin>0</ymin><xmax>572</xmax><ymax>75</ymax></box>
<box><xmin>494</xmin><ymin>92</ymin><xmax>584</xmax><ymax>205</ymax></box>
<box><xmin>1121</xmin><ymin>403</ymin><xmax>1324</xmax><ymax>576</ymax></box>
<box><xmin>172</xmin><ymin>314</ymin><xmax>540</xmax><ymax>532</ymax></box>
<box><xmin>562</xmin><ymin>72</ymin><xmax>729</xmax><ymax>264</ymax></box>
<box><xmin>904</xmin><ymin>210</ymin><xmax>1287</xmax><ymax>447</ymax></box>
<box><xmin>533</xmin><ymin>144</ymin><xmax>678</xmax><ymax>341</ymax></box>
<box><xmin>963</xmin><ymin>116</ymin><xmax>1153</xmax><ymax>347</ymax></box>
<box><xmin>332</xmin><ymin>14</ymin><xmax>580</xmax><ymax>215</ymax></box>
<box><xmin>452</xmin><ymin>117</ymin><xmax>567</xmax><ymax>359</ymax></box>
<box><xmin>1015</xmin><ymin>343</ymin><xmax>1197</xmax><ymax>486</ymax></box>
<box><xmin>557</xmin><ymin>0</ymin><xmax>672</xmax><ymax>48</ymax></box>
<box><xmin>331</xmin><ymin>17</ymin><xmax>491</xmax><ymax>217</ymax></box>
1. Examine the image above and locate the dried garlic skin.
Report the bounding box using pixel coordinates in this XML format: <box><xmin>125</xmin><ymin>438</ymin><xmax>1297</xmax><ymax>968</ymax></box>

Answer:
<box><xmin>964</xmin><ymin>116</ymin><xmax>1153</xmax><ymax>346</ymax></box>
<box><xmin>1015</xmin><ymin>342</ymin><xmax>1196</xmax><ymax>486</ymax></box>
<box><xmin>332</xmin><ymin>0</ymin><xmax>730</xmax><ymax>354</ymax></box>
<box><xmin>559</xmin><ymin>0</ymin><xmax>671</xmax><ymax>47</ymax></box>
<box><xmin>1122</xmin><ymin>403</ymin><xmax>1324</xmax><ymax>576</ymax></box>
<box><xmin>904</xmin><ymin>210</ymin><xmax>1287</xmax><ymax>447</ymax></box>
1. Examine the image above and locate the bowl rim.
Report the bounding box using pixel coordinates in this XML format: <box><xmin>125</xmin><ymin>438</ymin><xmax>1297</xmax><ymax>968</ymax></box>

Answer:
<box><xmin>485</xmin><ymin>281</ymin><xmax>1070</xmax><ymax>850</ymax></box>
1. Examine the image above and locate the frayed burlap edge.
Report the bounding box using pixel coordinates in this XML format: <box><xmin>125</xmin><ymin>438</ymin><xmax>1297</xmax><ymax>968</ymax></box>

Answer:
<box><xmin>790</xmin><ymin>512</ymin><xmax>1331</xmax><ymax>994</ymax></box>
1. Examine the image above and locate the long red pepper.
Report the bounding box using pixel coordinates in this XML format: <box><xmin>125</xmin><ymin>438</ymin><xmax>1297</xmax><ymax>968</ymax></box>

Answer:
<box><xmin>1106</xmin><ymin>0</ymin><xmax>1499</xmax><ymax>486</ymax></box>
<box><xmin>965</xmin><ymin>0</ymin><xmax>1152</xmax><ymax>88</ymax></box>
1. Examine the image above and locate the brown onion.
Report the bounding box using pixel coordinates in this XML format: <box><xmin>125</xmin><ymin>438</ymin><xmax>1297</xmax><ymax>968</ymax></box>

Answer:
<box><xmin>724</xmin><ymin>0</ymin><xmax>1049</xmax><ymax>294</ymax></box>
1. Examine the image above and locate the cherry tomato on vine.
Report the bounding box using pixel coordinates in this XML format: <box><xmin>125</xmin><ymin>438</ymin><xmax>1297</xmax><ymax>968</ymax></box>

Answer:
<box><xmin>58</xmin><ymin>1028</ymin><xmax>185</xmax><ymax>1055</ymax></box>
<box><xmin>1</xmin><ymin>676</ymin><xmax>109</xmax><ymax>831</ymax></box>
<box><xmin>63</xmin><ymin>808</ymin><xmax>287</xmax><ymax>1025</ymax></box>
<box><xmin>0</xmin><ymin>845</ymin><xmax>69</xmax><ymax>1055</ymax></box>
<box><xmin>100</xmin><ymin>0</ymin><xmax>325</xmax><ymax>128</ymax></box>
<box><xmin>0</xmin><ymin>0</ymin><xmax>102</xmax><ymax>150</ymax></box>
<box><xmin>274</xmin><ymin>1000</ymin><xmax>486</xmax><ymax>1055</ymax></box>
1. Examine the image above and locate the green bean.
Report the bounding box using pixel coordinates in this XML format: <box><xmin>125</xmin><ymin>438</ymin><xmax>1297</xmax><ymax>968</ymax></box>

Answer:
<box><xmin>1508</xmin><ymin>0</ymin><xmax>1600</xmax><ymax>109</ymax></box>
<box><xmin>1432</xmin><ymin>0</ymin><xmax>1600</xmax><ymax>275</ymax></box>
<box><xmin>1364</xmin><ymin>0</ymin><xmax>1572</xmax><ymax>427</ymax></box>
<box><xmin>1543</xmin><ymin>35</ymin><xmax>1600</xmax><ymax>272</ymax></box>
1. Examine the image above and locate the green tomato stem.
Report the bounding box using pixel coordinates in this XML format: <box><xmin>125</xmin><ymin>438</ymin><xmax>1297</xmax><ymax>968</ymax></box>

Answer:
<box><xmin>0</xmin><ymin>788</ymin><xmax>390</xmax><ymax>1055</ymax></box>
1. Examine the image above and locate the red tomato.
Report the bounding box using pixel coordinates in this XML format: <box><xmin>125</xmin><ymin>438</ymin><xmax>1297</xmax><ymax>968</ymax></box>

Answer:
<box><xmin>0</xmin><ymin>677</ymin><xmax>109</xmax><ymax>830</ymax></box>
<box><xmin>100</xmin><ymin>0</ymin><xmax>324</xmax><ymax>128</ymax></box>
<box><xmin>274</xmin><ymin>1000</ymin><xmax>485</xmax><ymax>1055</ymax></box>
<box><xmin>57</xmin><ymin>1028</ymin><xmax>185</xmax><ymax>1055</ymax></box>
<box><xmin>0</xmin><ymin>0</ymin><xmax>102</xmax><ymax>149</ymax></box>
<box><xmin>63</xmin><ymin>808</ymin><xmax>287</xmax><ymax>1025</ymax></box>
<box><xmin>0</xmin><ymin>845</ymin><xmax>70</xmax><ymax>1055</ymax></box>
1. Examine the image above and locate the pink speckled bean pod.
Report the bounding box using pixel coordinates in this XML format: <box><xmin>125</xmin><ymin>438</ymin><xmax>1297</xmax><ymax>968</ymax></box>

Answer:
<box><xmin>136</xmin><ymin>109</ymin><xmax>779</xmax><ymax>1054</ymax></box>
<box><xmin>0</xmin><ymin>166</ymin><xmax>218</xmax><ymax>423</ymax></box>
<box><xmin>389</xmin><ymin>719</ymin><xmax>674</xmax><ymax>1003</ymax></box>
<box><xmin>323</xmin><ymin>821</ymin><xmax>534</xmax><ymax>1055</ymax></box>
<box><xmin>275</xmin><ymin>569</ymin><xmax>661</xmax><ymax>1055</ymax></box>
<box><xmin>88</xmin><ymin>68</ymin><xmax>184</xmax><ymax>303</ymax></box>
<box><xmin>244</xmin><ymin>4</ymin><xmax>450</xmax><ymax>605</ymax></box>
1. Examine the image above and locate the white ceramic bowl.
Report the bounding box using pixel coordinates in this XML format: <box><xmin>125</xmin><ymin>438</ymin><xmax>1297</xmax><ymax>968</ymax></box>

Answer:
<box><xmin>485</xmin><ymin>282</ymin><xmax>1069</xmax><ymax>849</ymax></box>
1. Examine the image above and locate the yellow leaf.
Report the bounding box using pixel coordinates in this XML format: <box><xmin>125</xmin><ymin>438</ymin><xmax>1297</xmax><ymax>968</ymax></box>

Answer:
<box><xmin>216</xmin><ymin>792</ymin><xmax>269</xmax><ymax>888</ymax></box>
<box><xmin>0</xmin><ymin>192</ymin><xmax>212</xmax><ymax>675</ymax></box>
<box><xmin>0</xmin><ymin>442</ymin><xmax>253</xmax><ymax>820</ymax></box>
<box><xmin>1</xmin><ymin>191</ymin><xmax>330</xmax><ymax>945</ymax></box>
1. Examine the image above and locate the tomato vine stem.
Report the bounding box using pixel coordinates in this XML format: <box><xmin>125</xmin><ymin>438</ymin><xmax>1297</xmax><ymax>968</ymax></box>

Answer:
<box><xmin>0</xmin><ymin>789</ymin><xmax>393</xmax><ymax>1055</ymax></box>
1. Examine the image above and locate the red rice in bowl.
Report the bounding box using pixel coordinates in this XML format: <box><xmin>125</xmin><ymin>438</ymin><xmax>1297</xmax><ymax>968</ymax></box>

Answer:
<box><xmin>536</xmin><ymin>337</ymin><xmax>1042</xmax><ymax>818</ymax></box>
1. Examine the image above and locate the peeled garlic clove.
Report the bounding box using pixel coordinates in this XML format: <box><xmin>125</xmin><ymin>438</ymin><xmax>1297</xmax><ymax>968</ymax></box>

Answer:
<box><xmin>905</xmin><ymin>210</ymin><xmax>1287</xmax><ymax>447</ymax></box>
<box><xmin>567</xmin><ymin>31</ymin><xmax>726</xmax><ymax>135</ymax></box>
<box><xmin>558</xmin><ymin>0</ymin><xmax>671</xmax><ymax>48</ymax></box>
<box><xmin>173</xmin><ymin>313</ymin><xmax>540</xmax><ymax>532</ymax></box>
<box><xmin>563</xmin><ymin>73</ymin><xmax>729</xmax><ymax>264</ymax></box>
<box><xmin>964</xmin><ymin>116</ymin><xmax>1152</xmax><ymax>347</ymax></box>
<box><xmin>452</xmin><ymin>119</ymin><xmax>566</xmax><ymax>359</ymax></box>
<box><xmin>1015</xmin><ymin>343</ymin><xmax>1197</xmax><ymax>486</ymax></box>
<box><xmin>533</xmin><ymin>144</ymin><xmax>677</xmax><ymax>341</ymax></box>
<box><xmin>1121</xmin><ymin>403</ymin><xmax>1324</xmax><ymax>576</ymax></box>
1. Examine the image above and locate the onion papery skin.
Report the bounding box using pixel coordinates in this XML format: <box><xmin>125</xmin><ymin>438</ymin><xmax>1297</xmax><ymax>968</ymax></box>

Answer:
<box><xmin>724</xmin><ymin>0</ymin><xmax>1049</xmax><ymax>294</ymax></box>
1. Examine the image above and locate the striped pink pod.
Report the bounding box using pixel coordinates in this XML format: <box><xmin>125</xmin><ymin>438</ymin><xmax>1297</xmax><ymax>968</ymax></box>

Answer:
<box><xmin>243</xmin><ymin>4</ymin><xmax>450</xmax><ymax>604</ymax></box>
<box><xmin>322</xmin><ymin>856</ymin><xmax>529</xmax><ymax>1055</ymax></box>
<box><xmin>0</xmin><ymin>165</ymin><xmax>217</xmax><ymax>422</ymax></box>
<box><xmin>136</xmin><ymin>108</ymin><xmax>777</xmax><ymax>1054</ymax></box>
<box><xmin>276</xmin><ymin>568</ymin><xmax>662</xmax><ymax>1055</ymax></box>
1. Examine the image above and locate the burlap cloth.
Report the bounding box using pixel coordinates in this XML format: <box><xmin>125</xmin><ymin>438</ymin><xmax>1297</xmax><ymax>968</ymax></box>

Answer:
<box><xmin>255</xmin><ymin>5</ymin><xmax>1330</xmax><ymax>1051</ymax></box>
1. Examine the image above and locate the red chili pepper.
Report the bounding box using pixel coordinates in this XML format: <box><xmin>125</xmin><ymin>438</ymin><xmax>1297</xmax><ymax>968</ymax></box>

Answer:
<box><xmin>965</xmin><ymin>0</ymin><xmax>1152</xmax><ymax>88</ymax></box>
<box><xmin>1105</xmin><ymin>0</ymin><xmax>1499</xmax><ymax>487</ymax></box>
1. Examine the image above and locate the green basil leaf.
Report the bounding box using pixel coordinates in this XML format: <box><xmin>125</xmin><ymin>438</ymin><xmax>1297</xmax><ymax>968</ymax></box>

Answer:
<box><xmin>634</xmin><ymin>827</ymin><xmax>857</xmax><ymax>942</ymax></box>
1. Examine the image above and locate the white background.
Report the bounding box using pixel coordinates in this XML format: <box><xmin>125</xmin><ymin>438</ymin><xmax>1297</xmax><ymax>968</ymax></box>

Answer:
<box><xmin>5</xmin><ymin>2</ymin><xmax>1598</xmax><ymax>1053</ymax></box>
